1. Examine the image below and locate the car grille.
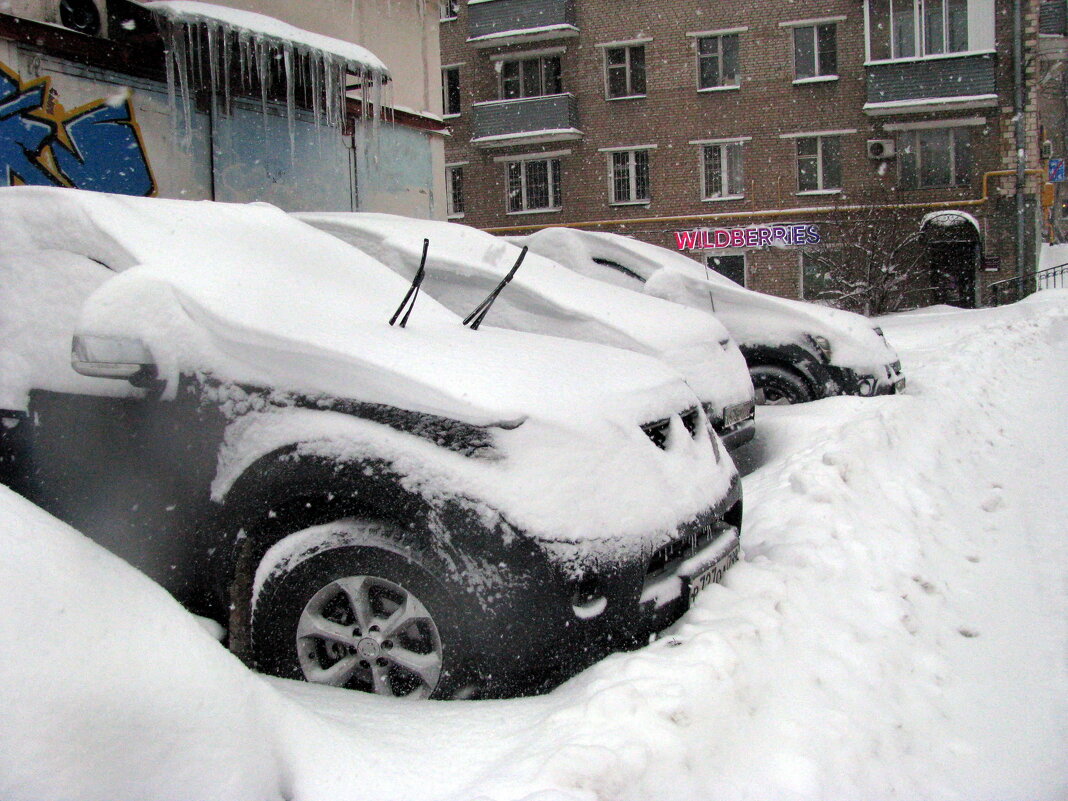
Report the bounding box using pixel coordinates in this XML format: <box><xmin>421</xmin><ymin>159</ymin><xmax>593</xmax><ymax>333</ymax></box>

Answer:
<box><xmin>642</xmin><ymin>406</ymin><xmax>701</xmax><ymax>449</ymax></box>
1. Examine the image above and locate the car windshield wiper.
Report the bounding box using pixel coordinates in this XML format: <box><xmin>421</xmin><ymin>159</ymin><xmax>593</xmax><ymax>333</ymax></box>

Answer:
<box><xmin>389</xmin><ymin>238</ymin><xmax>429</xmax><ymax>328</ymax></box>
<box><xmin>463</xmin><ymin>246</ymin><xmax>527</xmax><ymax>331</ymax></box>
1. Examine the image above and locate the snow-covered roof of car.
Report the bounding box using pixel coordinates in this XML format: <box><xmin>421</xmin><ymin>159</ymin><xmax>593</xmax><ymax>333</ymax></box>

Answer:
<box><xmin>296</xmin><ymin>212</ymin><xmax>753</xmax><ymax>408</ymax></box>
<box><xmin>515</xmin><ymin>227</ymin><xmax>894</xmax><ymax>372</ymax></box>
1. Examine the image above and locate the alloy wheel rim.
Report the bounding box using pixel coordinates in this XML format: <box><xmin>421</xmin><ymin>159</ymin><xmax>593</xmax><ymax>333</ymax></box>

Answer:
<box><xmin>296</xmin><ymin>575</ymin><xmax>443</xmax><ymax>698</ymax></box>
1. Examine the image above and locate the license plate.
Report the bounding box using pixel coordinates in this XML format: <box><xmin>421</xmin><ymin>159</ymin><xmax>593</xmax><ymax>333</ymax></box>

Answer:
<box><xmin>688</xmin><ymin>539</ymin><xmax>740</xmax><ymax>603</ymax></box>
<box><xmin>723</xmin><ymin>400</ymin><xmax>753</xmax><ymax>428</ymax></box>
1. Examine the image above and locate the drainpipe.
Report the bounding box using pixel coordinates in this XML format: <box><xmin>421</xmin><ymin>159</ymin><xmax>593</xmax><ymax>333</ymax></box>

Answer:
<box><xmin>1015</xmin><ymin>0</ymin><xmax>1027</xmax><ymax>279</ymax></box>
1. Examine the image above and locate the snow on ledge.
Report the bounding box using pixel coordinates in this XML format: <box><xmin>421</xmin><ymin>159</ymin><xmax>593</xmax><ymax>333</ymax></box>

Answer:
<box><xmin>920</xmin><ymin>210</ymin><xmax>981</xmax><ymax>233</ymax></box>
<box><xmin>144</xmin><ymin>1</ymin><xmax>389</xmax><ymax>78</ymax></box>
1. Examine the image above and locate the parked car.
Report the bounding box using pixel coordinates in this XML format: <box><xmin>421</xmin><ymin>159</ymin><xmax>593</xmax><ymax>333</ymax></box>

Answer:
<box><xmin>514</xmin><ymin>228</ymin><xmax>906</xmax><ymax>405</ymax></box>
<box><xmin>0</xmin><ymin>187</ymin><xmax>742</xmax><ymax>699</ymax></box>
<box><xmin>297</xmin><ymin>212</ymin><xmax>756</xmax><ymax>450</ymax></box>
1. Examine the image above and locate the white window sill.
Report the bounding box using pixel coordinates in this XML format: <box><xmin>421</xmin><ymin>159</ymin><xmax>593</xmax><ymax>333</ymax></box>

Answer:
<box><xmin>443</xmin><ymin>113</ymin><xmax>460</xmax><ymax>120</ymax></box>
<box><xmin>606</xmin><ymin>94</ymin><xmax>647</xmax><ymax>101</ymax></box>
<box><xmin>609</xmin><ymin>200</ymin><xmax>651</xmax><ymax>207</ymax></box>
<box><xmin>702</xmin><ymin>194</ymin><xmax>745</xmax><ymax>202</ymax></box>
<box><xmin>796</xmin><ymin>189</ymin><xmax>842</xmax><ymax>196</ymax></box>
<box><xmin>440</xmin><ymin>16</ymin><xmax>457</xmax><ymax>22</ymax></box>
<box><xmin>793</xmin><ymin>75</ymin><xmax>838</xmax><ymax>85</ymax></box>
<box><xmin>506</xmin><ymin>207</ymin><xmax>563</xmax><ymax>216</ymax></box>
<box><xmin>697</xmin><ymin>84</ymin><xmax>741</xmax><ymax>93</ymax></box>
<box><xmin>447</xmin><ymin>213</ymin><xmax>466</xmax><ymax>220</ymax></box>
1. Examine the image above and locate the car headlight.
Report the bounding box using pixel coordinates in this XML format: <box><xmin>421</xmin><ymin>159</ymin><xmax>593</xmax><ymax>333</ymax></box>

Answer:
<box><xmin>809</xmin><ymin>334</ymin><xmax>833</xmax><ymax>362</ymax></box>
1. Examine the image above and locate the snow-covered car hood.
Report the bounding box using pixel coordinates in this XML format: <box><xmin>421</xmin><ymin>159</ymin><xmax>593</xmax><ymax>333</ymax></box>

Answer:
<box><xmin>515</xmin><ymin>227</ymin><xmax>899</xmax><ymax>374</ymax></box>
<box><xmin>297</xmin><ymin>212</ymin><xmax>753</xmax><ymax>411</ymax></box>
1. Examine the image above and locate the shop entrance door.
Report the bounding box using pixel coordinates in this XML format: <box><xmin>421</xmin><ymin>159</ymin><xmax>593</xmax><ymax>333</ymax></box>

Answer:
<box><xmin>929</xmin><ymin>241</ymin><xmax>977</xmax><ymax>308</ymax></box>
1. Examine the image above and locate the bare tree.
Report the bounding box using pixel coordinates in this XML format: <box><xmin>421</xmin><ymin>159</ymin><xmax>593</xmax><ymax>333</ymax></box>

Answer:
<box><xmin>802</xmin><ymin>206</ymin><xmax>930</xmax><ymax>315</ymax></box>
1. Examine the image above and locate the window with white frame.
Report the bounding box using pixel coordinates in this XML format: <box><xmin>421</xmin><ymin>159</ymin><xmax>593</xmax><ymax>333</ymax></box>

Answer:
<box><xmin>793</xmin><ymin>22</ymin><xmax>837</xmax><ymax>79</ymax></box>
<box><xmin>442</xmin><ymin>66</ymin><xmax>461</xmax><ymax>116</ymax></box>
<box><xmin>446</xmin><ymin>165</ymin><xmax>464</xmax><ymax>217</ymax></box>
<box><xmin>608</xmin><ymin>149</ymin><xmax>650</xmax><ymax>204</ymax></box>
<box><xmin>440</xmin><ymin>0</ymin><xmax>458</xmax><ymax>21</ymax></box>
<box><xmin>506</xmin><ymin>157</ymin><xmax>562</xmax><ymax>212</ymax></box>
<box><xmin>701</xmin><ymin>141</ymin><xmax>744</xmax><ymax>199</ymax></box>
<box><xmin>796</xmin><ymin>135</ymin><xmax>842</xmax><ymax>192</ymax></box>
<box><xmin>604</xmin><ymin>44</ymin><xmax>646</xmax><ymax>98</ymax></box>
<box><xmin>898</xmin><ymin>127</ymin><xmax>972</xmax><ymax>188</ymax></box>
<box><xmin>500</xmin><ymin>54</ymin><xmax>562</xmax><ymax>100</ymax></box>
<box><xmin>697</xmin><ymin>33</ymin><xmax>740</xmax><ymax>89</ymax></box>
<box><xmin>868</xmin><ymin>0</ymin><xmax>969</xmax><ymax>60</ymax></box>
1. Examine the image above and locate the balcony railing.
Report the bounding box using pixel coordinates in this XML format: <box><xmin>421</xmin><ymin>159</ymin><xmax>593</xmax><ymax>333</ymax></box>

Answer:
<box><xmin>471</xmin><ymin>94</ymin><xmax>581</xmax><ymax>147</ymax></box>
<box><xmin>864</xmin><ymin>53</ymin><xmax>997</xmax><ymax>112</ymax></box>
<box><xmin>467</xmin><ymin>0</ymin><xmax>577</xmax><ymax>47</ymax></box>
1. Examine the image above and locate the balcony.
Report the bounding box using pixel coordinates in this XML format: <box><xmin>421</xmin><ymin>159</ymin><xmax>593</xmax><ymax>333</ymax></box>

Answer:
<box><xmin>467</xmin><ymin>0</ymin><xmax>578</xmax><ymax>48</ymax></box>
<box><xmin>471</xmin><ymin>94</ymin><xmax>581</xmax><ymax>148</ymax></box>
<box><xmin>864</xmin><ymin>53</ymin><xmax>997</xmax><ymax>115</ymax></box>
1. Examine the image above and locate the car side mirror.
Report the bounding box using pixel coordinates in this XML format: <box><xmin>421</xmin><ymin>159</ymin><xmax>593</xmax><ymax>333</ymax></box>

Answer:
<box><xmin>71</xmin><ymin>334</ymin><xmax>159</xmax><ymax>387</ymax></box>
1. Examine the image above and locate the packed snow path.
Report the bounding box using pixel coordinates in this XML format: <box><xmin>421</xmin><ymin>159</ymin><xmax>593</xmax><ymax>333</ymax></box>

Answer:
<box><xmin>0</xmin><ymin>295</ymin><xmax>1065</xmax><ymax>801</ymax></box>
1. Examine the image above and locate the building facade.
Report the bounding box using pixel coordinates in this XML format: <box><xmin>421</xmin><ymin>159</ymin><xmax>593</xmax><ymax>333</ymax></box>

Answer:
<box><xmin>440</xmin><ymin>0</ymin><xmax>1045</xmax><ymax>309</ymax></box>
<box><xmin>1</xmin><ymin>0</ymin><xmax>449</xmax><ymax>216</ymax></box>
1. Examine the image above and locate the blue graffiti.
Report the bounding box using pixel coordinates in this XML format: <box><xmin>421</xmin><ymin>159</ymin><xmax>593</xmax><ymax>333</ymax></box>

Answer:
<box><xmin>0</xmin><ymin>62</ymin><xmax>155</xmax><ymax>196</ymax></box>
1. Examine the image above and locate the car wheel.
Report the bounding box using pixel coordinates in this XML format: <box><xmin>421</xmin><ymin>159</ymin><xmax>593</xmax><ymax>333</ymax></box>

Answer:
<box><xmin>751</xmin><ymin>365</ymin><xmax>813</xmax><ymax>406</ymax></box>
<box><xmin>250</xmin><ymin>530</ymin><xmax>471</xmax><ymax>699</ymax></box>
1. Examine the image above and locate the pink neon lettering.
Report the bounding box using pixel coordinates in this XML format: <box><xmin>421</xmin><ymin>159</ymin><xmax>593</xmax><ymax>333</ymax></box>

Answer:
<box><xmin>674</xmin><ymin>230</ymin><xmax>700</xmax><ymax>250</ymax></box>
<box><xmin>730</xmin><ymin>229</ymin><xmax>745</xmax><ymax>247</ymax></box>
<box><xmin>713</xmin><ymin>229</ymin><xmax>730</xmax><ymax>248</ymax></box>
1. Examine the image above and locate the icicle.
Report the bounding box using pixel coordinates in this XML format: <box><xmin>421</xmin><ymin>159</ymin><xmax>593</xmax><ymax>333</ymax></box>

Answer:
<box><xmin>283</xmin><ymin>43</ymin><xmax>296</xmax><ymax>157</ymax></box>
<box><xmin>206</xmin><ymin>21</ymin><xmax>219</xmax><ymax>124</ymax></box>
<box><xmin>255</xmin><ymin>35</ymin><xmax>269</xmax><ymax>140</ymax></box>
<box><xmin>221</xmin><ymin>26</ymin><xmax>232</xmax><ymax>117</ymax></box>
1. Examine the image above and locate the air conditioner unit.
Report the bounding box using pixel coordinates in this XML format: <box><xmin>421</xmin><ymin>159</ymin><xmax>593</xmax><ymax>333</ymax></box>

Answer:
<box><xmin>57</xmin><ymin>0</ymin><xmax>107</xmax><ymax>37</ymax></box>
<box><xmin>867</xmin><ymin>139</ymin><xmax>896</xmax><ymax>160</ymax></box>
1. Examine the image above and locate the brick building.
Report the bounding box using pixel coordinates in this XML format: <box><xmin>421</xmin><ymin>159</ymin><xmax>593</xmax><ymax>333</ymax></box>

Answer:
<box><xmin>439</xmin><ymin>0</ymin><xmax>1045</xmax><ymax>308</ymax></box>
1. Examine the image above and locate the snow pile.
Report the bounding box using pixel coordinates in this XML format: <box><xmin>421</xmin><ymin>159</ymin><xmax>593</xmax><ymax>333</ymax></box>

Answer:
<box><xmin>0</xmin><ymin>486</ymin><xmax>286</xmax><ymax>801</ymax></box>
<box><xmin>1040</xmin><ymin>241</ymin><xmax>1068</xmax><ymax>271</ymax></box>
<box><xmin>298</xmin><ymin>212</ymin><xmax>754</xmax><ymax>411</ymax></box>
<box><xmin>144</xmin><ymin>1</ymin><xmax>388</xmax><ymax>145</ymax></box>
<box><xmin>515</xmin><ymin>227</ymin><xmax>898</xmax><ymax>374</ymax></box>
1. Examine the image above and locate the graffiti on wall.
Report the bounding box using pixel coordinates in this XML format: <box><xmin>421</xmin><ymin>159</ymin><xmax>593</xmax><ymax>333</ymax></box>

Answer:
<box><xmin>0</xmin><ymin>60</ymin><xmax>155</xmax><ymax>196</ymax></box>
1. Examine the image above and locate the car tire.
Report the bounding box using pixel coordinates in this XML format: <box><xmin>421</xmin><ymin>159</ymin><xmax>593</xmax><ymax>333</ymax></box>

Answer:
<box><xmin>751</xmin><ymin>365</ymin><xmax>813</xmax><ymax>406</ymax></box>
<box><xmin>250</xmin><ymin>523</ymin><xmax>473</xmax><ymax>699</ymax></box>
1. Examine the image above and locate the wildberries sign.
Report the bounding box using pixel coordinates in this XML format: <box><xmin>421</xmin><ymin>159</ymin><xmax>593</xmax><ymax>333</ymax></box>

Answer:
<box><xmin>674</xmin><ymin>224</ymin><xmax>820</xmax><ymax>250</ymax></box>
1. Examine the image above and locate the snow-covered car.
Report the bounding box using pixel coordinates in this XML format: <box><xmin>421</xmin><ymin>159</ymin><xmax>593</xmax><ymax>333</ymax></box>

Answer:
<box><xmin>514</xmin><ymin>228</ymin><xmax>906</xmax><ymax>405</ymax></box>
<box><xmin>0</xmin><ymin>187</ymin><xmax>742</xmax><ymax>699</ymax></box>
<box><xmin>297</xmin><ymin>212</ymin><xmax>756</xmax><ymax>450</ymax></box>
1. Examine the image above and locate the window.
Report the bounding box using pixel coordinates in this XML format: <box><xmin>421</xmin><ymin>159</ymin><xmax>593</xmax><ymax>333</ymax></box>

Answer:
<box><xmin>446</xmin><ymin>165</ymin><xmax>464</xmax><ymax>217</ymax></box>
<box><xmin>507</xmin><ymin>158</ymin><xmax>562</xmax><ymax>213</ymax></box>
<box><xmin>898</xmin><ymin>127</ymin><xmax>972</xmax><ymax>188</ymax></box>
<box><xmin>707</xmin><ymin>254</ymin><xmax>746</xmax><ymax>286</ymax></box>
<box><xmin>500</xmin><ymin>55</ymin><xmax>562</xmax><ymax>100</ymax></box>
<box><xmin>801</xmin><ymin>251</ymin><xmax>832</xmax><ymax>300</ymax></box>
<box><xmin>793</xmin><ymin>23</ymin><xmax>837</xmax><ymax>80</ymax></box>
<box><xmin>609</xmin><ymin>150</ymin><xmax>650</xmax><ymax>204</ymax></box>
<box><xmin>697</xmin><ymin>34</ymin><xmax>739</xmax><ymax>89</ymax></box>
<box><xmin>440</xmin><ymin>0</ymin><xmax>458</xmax><ymax>21</ymax></box>
<box><xmin>442</xmin><ymin>66</ymin><xmax>460</xmax><ymax>117</ymax></box>
<box><xmin>868</xmin><ymin>0</ymin><xmax>969</xmax><ymax>60</ymax></box>
<box><xmin>796</xmin><ymin>135</ymin><xmax>842</xmax><ymax>192</ymax></box>
<box><xmin>701</xmin><ymin>142</ymin><xmax>744</xmax><ymax>199</ymax></box>
<box><xmin>604</xmin><ymin>45</ymin><xmax>646</xmax><ymax>98</ymax></box>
